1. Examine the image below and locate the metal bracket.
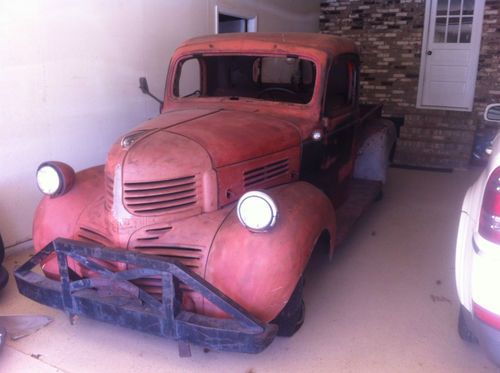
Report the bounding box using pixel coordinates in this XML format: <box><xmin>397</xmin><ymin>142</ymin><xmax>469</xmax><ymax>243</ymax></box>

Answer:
<box><xmin>15</xmin><ymin>238</ymin><xmax>277</xmax><ymax>354</ymax></box>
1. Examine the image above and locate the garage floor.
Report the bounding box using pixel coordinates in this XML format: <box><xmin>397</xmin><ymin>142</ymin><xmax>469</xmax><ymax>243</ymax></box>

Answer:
<box><xmin>1</xmin><ymin>167</ymin><xmax>497</xmax><ymax>372</ymax></box>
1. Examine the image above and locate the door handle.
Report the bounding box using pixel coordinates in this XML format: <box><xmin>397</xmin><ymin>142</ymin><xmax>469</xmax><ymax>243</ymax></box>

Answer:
<box><xmin>426</xmin><ymin>50</ymin><xmax>433</xmax><ymax>55</ymax></box>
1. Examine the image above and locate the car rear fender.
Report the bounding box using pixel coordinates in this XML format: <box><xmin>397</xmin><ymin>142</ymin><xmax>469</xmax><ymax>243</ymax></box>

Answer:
<box><xmin>456</xmin><ymin>196</ymin><xmax>475</xmax><ymax>310</ymax></box>
<box><xmin>456</xmin><ymin>171</ymin><xmax>487</xmax><ymax>310</ymax></box>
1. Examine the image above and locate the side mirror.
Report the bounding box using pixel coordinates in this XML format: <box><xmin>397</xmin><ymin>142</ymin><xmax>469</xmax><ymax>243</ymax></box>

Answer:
<box><xmin>138</xmin><ymin>77</ymin><xmax>164</xmax><ymax>112</ymax></box>
<box><xmin>484</xmin><ymin>103</ymin><xmax>500</xmax><ymax>123</ymax></box>
<box><xmin>139</xmin><ymin>77</ymin><xmax>150</xmax><ymax>95</ymax></box>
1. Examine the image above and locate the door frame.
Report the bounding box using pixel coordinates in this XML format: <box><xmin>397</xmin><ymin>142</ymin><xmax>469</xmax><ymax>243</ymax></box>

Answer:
<box><xmin>416</xmin><ymin>0</ymin><xmax>485</xmax><ymax>112</ymax></box>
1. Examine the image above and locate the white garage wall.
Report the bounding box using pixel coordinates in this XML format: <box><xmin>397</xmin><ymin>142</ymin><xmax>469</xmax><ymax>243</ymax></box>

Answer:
<box><xmin>0</xmin><ymin>0</ymin><xmax>320</xmax><ymax>248</ymax></box>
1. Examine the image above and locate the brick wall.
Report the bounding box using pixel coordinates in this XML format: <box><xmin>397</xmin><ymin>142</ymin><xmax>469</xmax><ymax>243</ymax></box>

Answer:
<box><xmin>320</xmin><ymin>0</ymin><xmax>500</xmax><ymax>169</ymax></box>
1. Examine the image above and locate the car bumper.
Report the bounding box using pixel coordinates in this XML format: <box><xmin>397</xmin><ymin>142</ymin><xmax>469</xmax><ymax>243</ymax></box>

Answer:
<box><xmin>471</xmin><ymin>239</ymin><xmax>500</xmax><ymax>318</ymax></box>
<box><xmin>462</xmin><ymin>305</ymin><xmax>500</xmax><ymax>365</ymax></box>
<box><xmin>14</xmin><ymin>238</ymin><xmax>277</xmax><ymax>355</ymax></box>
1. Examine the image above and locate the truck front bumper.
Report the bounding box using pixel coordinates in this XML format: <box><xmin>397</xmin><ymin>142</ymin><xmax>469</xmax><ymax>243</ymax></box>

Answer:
<box><xmin>14</xmin><ymin>238</ymin><xmax>277</xmax><ymax>355</ymax></box>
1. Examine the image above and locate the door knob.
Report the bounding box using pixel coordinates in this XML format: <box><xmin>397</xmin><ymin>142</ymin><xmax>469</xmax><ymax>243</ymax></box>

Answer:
<box><xmin>426</xmin><ymin>51</ymin><xmax>433</xmax><ymax>55</ymax></box>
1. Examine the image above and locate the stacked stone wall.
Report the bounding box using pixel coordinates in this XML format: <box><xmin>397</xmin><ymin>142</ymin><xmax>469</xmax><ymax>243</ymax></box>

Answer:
<box><xmin>320</xmin><ymin>0</ymin><xmax>500</xmax><ymax>169</ymax></box>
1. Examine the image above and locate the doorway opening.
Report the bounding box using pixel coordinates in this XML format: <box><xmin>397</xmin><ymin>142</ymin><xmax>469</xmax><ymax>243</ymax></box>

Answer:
<box><xmin>215</xmin><ymin>7</ymin><xmax>257</xmax><ymax>34</ymax></box>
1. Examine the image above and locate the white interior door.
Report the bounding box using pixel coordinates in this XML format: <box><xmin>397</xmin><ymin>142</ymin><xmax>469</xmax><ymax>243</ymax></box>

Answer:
<box><xmin>418</xmin><ymin>0</ymin><xmax>485</xmax><ymax>111</ymax></box>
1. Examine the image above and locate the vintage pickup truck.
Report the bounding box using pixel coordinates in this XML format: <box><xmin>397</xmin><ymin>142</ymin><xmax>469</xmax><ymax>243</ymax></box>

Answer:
<box><xmin>15</xmin><ymin>33</ymin><xmax>395</xmax><ymax>355</ymax></box>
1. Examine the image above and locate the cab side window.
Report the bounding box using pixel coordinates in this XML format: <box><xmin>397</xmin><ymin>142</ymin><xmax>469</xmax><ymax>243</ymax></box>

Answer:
<box><xmin>324</xmin><ymin>58</ymin><xmax>357</xmax><ymax>117</ymax></box>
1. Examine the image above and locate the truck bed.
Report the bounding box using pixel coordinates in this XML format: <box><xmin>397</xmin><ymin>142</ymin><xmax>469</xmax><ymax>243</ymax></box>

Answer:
<box><xmin>359</xmin><ymin>103</ymin><xmax>383</xmax><ymax>123</ymax></box>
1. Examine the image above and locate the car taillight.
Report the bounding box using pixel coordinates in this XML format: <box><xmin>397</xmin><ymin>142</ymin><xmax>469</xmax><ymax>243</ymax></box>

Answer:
<box><xmin>479</xmin><ymin>167</ymin><xmax>500</xmax><ymax>243</ymax></box>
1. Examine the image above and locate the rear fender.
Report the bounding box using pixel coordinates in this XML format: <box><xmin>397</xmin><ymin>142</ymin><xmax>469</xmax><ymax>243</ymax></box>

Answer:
<box><xmin>353</xmin><ymin>118</ymin><xmax>396</xmax><ymax>183</ymax></box>
<box><xmin>204</xmin><ymin>181</ymin><xmax>335</xmax><ymax>322</ymax></box>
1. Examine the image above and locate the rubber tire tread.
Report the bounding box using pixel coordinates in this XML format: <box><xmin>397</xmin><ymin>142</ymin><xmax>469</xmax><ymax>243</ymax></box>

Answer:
<box><xmin>271</xmin><ymin>277</ymin><xmax>305</xmax><ymax>337</ymax></box>
<box><xmin>458</xmin><ymin>305</ymin><xmax>478</xmax><ymax>344</ymax></box>
<box><xmin>0</xmin><ymin>234</ymin><xmax>8</xmax><ymax>290</ymax></box>
<box><xmin>0</xmin><ymin>266</ymin><xmax>8</xmax><ymax>290</ymax></box>
<box><xmin>0</xmin><ymin>234</ymin><xmax>4</xmax><ymax>264</ymax></box>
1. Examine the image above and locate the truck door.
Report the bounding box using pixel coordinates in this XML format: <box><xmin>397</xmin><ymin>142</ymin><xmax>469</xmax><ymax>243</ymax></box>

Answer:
<box><xmin>319</xmin><ymin>55</ymin><xmax>359</xmax><ymax>205</ymax></box>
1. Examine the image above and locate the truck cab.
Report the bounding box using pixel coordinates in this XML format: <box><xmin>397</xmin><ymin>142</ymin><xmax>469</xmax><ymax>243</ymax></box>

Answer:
<box><xmin>164</xmin><ymin>33</ymin><xmax>361</xmax><ymax>205</ymax></box>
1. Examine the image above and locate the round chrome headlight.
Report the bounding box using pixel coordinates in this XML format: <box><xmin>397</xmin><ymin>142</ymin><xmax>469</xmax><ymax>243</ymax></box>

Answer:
<box><xmin>36</xmin><ymin>161</ymin><xmax>75</xmax><ymax>197</ymax></box>
<box><xmin>237</xmin><ymin>191</ymin><xmax>278</xmax><ymax>232</ymax></box>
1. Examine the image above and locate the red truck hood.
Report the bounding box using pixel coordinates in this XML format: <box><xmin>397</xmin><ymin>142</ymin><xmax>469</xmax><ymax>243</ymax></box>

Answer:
<box><xmin>134</xmin><ymin>108</ymin><xmax>301</xmax><ymax>167</ymax></box>
<box><xmin>105</xmin><ymin>108</ymin><xmax>302</xmax><ymax>217</ymax></box>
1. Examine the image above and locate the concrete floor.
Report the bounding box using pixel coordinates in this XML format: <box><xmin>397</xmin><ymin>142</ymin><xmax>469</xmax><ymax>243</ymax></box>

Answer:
<box><xmin>1</xmin><ymin>167</ymin><xmax>498</xmax><ymax>372</ymax></box>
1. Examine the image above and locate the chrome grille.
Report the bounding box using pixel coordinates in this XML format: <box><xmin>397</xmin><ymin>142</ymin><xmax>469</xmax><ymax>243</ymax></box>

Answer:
<box><xmin>130</xmin><ymin>225</ymin><xmax>201</xmax><ymax>269</ymax></box>
<box><xmin>244</xmin><ymin>159</ymin><xmax>289</xmax><ymax>188</ymax></box>
<box><xmin>124</xmin><ymin>175</ymin><xmax>199</xmax><ymax>215</ymax></box>
<box><xmin>77</xmin><ymin>226</ymin><xmax>111</xmax><ymax>246</ymax></box>
<box><xmin>76</xmin><ymin>227</ymin><xmax>122</xmax><ymax>272</ymax></box>
<box><xmin>130</xmin><ymin>226</ymin><xmax>200</xmax><ymax>299</ymax></box>
<box><xmin>132</xmin><ymin>245</ymin><xmax>202</xmax><ymax>269</ymax></box>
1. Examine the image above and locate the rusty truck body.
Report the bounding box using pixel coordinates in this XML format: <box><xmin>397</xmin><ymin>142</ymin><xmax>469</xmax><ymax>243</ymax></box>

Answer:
<box><xmin>15</xmin><ymin>33</ymin><xmax>395</xmax><ymax>355</ymax></box>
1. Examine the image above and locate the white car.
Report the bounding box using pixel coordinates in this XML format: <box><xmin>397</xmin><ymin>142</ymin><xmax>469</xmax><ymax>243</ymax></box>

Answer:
<box><xmin>456</xmin><ymin>103</ymin><xmax>500</xmax><ymax>365</ymax></box>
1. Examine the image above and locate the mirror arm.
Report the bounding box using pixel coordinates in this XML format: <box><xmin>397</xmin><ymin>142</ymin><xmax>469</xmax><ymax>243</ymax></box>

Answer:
<box><xmin>139</xmin><ymin>77</ymin><xmax>164</xmax><ymax>112</ymax></box>
<box><xmin>145</xmin><ymin>92</ymin><xmax>163</xmax><ymax>106</ymax></box>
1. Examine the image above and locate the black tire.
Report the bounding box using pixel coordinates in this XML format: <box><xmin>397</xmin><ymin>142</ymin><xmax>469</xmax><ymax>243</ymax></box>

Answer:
<box><xmin>0</xmin><ymin>234</ymin><xmax>8</xmax><ymax>290</ymax></box>
<box><xmin>271</xmin><ymin>277</ymin><xmax>305</xmax><ymax>337</ymax></box>
<box><xmin>0</xmin><ymin>266</ymin><xmax>7</xmax><ymax>290</ymax></box>
<box><xmin>458</xmin><ymin>305</ymin><xmax>478</xmax><ymax>344</ymax></box>
<box><xmin>0</xmin><ymin>234</ymin><xmax>4</xmax><ymax>264</ymax></box>
<box><xmin>0</xmin><ymin>326</ymin><xmax>6</xmax><ymax>351</ymax></box>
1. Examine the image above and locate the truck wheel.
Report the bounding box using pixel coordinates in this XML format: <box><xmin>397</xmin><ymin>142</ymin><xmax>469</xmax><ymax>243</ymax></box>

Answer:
<box><xmin>0</xmin><ymin>234</ymin><xmax>4</xmax><ymax>264</ymax></box>
<box><xmin>0</xmin><ymin>234</ymin><xmax>7</xmax><ymax>290</ymax></box>
<box><xmin>458</xmin><ymin>306</ymin><xmax>478</xmax><ymax>344</ymax></box>
<box><xmin>272</xmin><ymin>277</ymin><xmax>305</xmax><ymax>337</ymax></box>
<box><xmin>0</xmin><ymin>267</ymin><xmax>7</xmax><ymax>290</ymax></box>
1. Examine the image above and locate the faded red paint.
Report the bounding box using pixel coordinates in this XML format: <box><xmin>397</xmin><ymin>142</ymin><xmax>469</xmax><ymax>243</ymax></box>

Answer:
<box><xmin>169</xmin><ymin>110</ymin><xmax>301</xmax><ymax>168</ymax></box>
<box><xmin>33</xmin><ymin>33</ymin><xmax>368</xmax><ymax>323</ymax></box>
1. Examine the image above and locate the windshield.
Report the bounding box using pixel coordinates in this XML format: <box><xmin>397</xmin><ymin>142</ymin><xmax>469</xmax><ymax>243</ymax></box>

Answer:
<box><xmin>173</xmin><ymin>55</ymin><xmax>316</xmax><ymax>104</ymax></box>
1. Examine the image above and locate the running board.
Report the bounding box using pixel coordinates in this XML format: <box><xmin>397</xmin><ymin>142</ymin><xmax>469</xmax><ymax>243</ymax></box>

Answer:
<box><xmin>335</xmin><ymin>178</ymin><xmax>382</xmax><ymax>246</ymax></box>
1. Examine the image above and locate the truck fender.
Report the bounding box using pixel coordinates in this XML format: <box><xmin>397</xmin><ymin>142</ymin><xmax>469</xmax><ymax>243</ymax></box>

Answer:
<box><xmin>203</xmin><ymin>181</ymin><xmax>336</xmax><ymax>323</ymax></box>
<box><xmin>353</xmin><ymin>118</ymin><xmax>396</xmax><ymax>183</ymax></box>
<box><xmin>33</xmin><ymin>166</ymin><xmax>105</xmax><ymax>278</ymax></box>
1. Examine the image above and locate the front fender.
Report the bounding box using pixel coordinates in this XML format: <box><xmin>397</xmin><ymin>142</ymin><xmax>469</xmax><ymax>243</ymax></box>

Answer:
<box><xmin>33</xmin><ymin>165</ymin><xmax>105</xmax><ymax>277</ymax></box>
<box><xmin>33</xmin><ymin>166</ymin><xmax>105</xmax><ymax>252</ymax></box>
<box><xmin>204</xmin><ymin>181</ymin><xmax>336</xmax><ymax>322</ymax></box>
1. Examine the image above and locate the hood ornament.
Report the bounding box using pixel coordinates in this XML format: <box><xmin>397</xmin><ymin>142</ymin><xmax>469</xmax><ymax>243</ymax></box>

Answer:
<box><xmin>121</xmin><ymin>130</ymin><xmax>148</xmax><ymax>148</ymax></box>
